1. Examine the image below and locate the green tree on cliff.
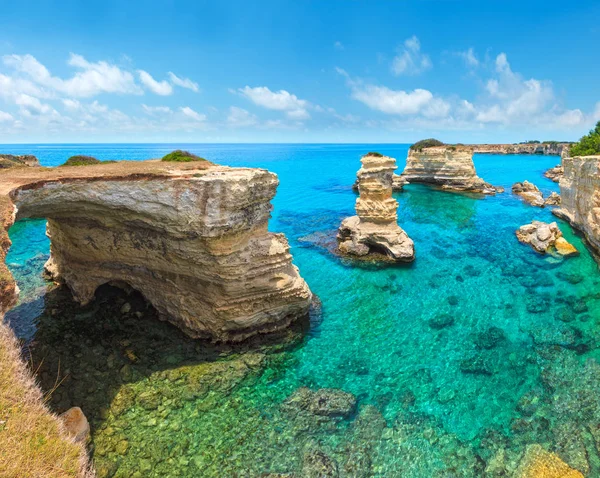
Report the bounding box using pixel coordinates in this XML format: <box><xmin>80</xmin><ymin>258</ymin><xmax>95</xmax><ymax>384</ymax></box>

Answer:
<box><xmin>570</xmin><ymin>121</ymin><xmax>600</xmax><ymax>157</ymax></box>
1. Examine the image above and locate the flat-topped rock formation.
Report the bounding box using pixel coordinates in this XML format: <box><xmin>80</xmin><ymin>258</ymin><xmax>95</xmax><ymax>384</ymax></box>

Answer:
<box><xmin>469</xmin><ymin>143</ymin><xmax>570</xmax><ymax>156</ymax></box>
<box><xmin>512</xmin><ymin>181</ymin><xmax>560</xmax><ymax>207</ymax></box>
<box><xmin>516</xmin><ymin>221</ymin><xmax>577</xmax><ymax>256</ymax></box>
<box><xmin>0</xmin><ymin>154</ymin><xmax>40</xmax><ymax>168</ymax></box>
<box><xmin>401</xmin><ymin>146</ymin><xmax>502</xmax><ymax>194</ymax></box>
<box><xmin>1</xmin><ymin>160</ymin><xmax>312</xmax><ymax>342</ymax></box>
<box><xmin>553</xmin><ymin>155</ymin><xmax>600</xmax><ymax>256</ymax></box>
<box><xmin>338</xmin><ymin>154</ymin><xmax>414</xmax><ymax>262</ymax></box>
<box><xmin>544</xmin><ymin>164</ymin><xmax>564</xmax><ymax>183</ymax></box>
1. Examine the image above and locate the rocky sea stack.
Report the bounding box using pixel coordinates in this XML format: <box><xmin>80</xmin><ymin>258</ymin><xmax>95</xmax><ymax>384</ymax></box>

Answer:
<box><xmin>337</xmin><ymin>153</ymin><xmax>415</xmax><ymax>262</ymax></box>
<box><xmin>401</xmin><ymin>145</ymin><xmax>503</xmax><ymax>194</ymax></box>
<box><xmin>512</xmin><ymin>180</ymin><xmax>560</xmax><ymax>207</ymax></box>
<box><xmin>1</xmin><ymin>159</ymin><xmax>312</xmax><ymax>342</ymax></box>
<box><xmin>516</xmin><ymin>221</ymin><xmax>577</xmax><ymax>256</ymax></box>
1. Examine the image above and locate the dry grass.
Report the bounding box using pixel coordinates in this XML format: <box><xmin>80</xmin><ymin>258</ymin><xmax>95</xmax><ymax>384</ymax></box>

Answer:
<box><xmin>0</xmin><ymin>322</ymin><xmax>94</xmax><ymax>477</ymax></box>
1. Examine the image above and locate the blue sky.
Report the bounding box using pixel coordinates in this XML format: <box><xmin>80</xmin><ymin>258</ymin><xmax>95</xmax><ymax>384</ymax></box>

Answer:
<box><xmin>0</xmin><ymin>0</ymin><xmax>599</xmax><ymax>143</ymax></box>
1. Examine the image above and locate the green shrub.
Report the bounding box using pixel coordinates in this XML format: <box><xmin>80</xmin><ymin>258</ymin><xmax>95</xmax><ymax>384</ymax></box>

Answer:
<box><xmin>161</xmin><ymin>150</ymin><xmax>206</xmax><ymax>162</ymax></box>
<box><xmin>61</xmin><ymin>155</ymin><xmax>101</xmax><ymax>166</ymax></box>
<box><xmin>569</xmin><ymin>122</ymin><xmax>600</xmax><ymax>157</ymax></box>
<box><xmin>410</xmin><ymin>138</ymin><xmax>444</xmax><ymax>151</ymax></box>
<box><xmin>363</xmin><ymin>152</ymin><xmax>383</xmax><ymax>157</ymax></box>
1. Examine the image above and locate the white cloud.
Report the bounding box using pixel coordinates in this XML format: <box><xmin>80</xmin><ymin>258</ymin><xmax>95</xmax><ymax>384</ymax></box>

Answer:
<box><xmin>168</xmin><ymin>72</ymin><xmax>199</xmax><ymax>92</ymax></box>
<box><xmin>227</xmin><ymin>106</ymin><xmax>258</xmax><ymax>127</ymax></box>
<box><xmin>142</xmin><ymin>104</ymin><xmax>172</xmax><ymax>115</ymax></box>
<box><xmin>0</xmin><ymin>110</ymin><xmax>13</xmax><ymax>122</ymax></box>
<box><xmin>138</xmin><ymin>70</ymin><xmax>173</xmax><ymax>95</ymax></box>
<box><xmin>391</xmin><ymin>36</ymin><xmax>432</xmax><ymax>76</ymax></box>
<box><xmin>458</xmin><ymin>47</ymin><xmax>479</xmax><ymax>68</ymax></box>
<box><xmin>334</xmin><ymin>41</ymin><xmax>344</xmax><ymax>51</ymax></box>
<box><xmin>237</xmin><ymin>86</ymin><xmax>310</xmax><ymax>119</ymax></box>
<box><xmin>3</xmin><ymin>53</ymin><xmax>142</xmax><ymax>97</ymax></box>
<box><xmin>15</xmin><ymin>94</ymin><xmax>53</xmax><ymax>115</ymax></box>
<box><xmin>180</xmin><ymin>106</ymin><xmax>206</xmax><ymax>121</ymax></box>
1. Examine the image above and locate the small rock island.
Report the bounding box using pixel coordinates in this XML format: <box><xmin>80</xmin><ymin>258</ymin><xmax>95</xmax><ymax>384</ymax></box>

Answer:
<box><xmin>401</xmin><ymin>143</ymin><xmax>503</xmax><ymax>194</ymax></box>
<box><xmin>337</xmin><ymin>153</ymin><xmax>415</xmax><ymax>262</ymax></box>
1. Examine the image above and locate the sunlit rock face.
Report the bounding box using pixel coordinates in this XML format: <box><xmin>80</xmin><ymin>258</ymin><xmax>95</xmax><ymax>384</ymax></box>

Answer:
<box><xmin>401</xmin><ymin>146</ymin><xmax>502</xmax><ymax>194</ymax></box>
<box><xmin>554</xmin><ymin>155</ymin><xmax>600</xmax><ymax>256</ymax></box>
<box><xmin>0</xmin><ymin>154</ymin><xmax>40</xmax><ymax>169</ymax></box>
<box><xmin>7</xmin><ymin>163</ymin><xmax>312</xmax><ymax>342</ymax></box>
<box><xmin>337</xmin><ymin>154</ymin><xmax>415</xmax><ymax>262</ymax></box>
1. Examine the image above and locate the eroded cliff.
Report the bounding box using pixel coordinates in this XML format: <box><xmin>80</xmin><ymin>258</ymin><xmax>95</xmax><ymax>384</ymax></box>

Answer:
<box><xmin>338</xmin><ymin>154</ymin><xmax>414</xmax><ymax>262</ymax></box>
<box><xmin>1</xmin><ymin>160</ymin><xmax>312</xmax><ymax>342</ymax></box>
<box><xmin>401</xmin><ymin>146</ymin><xmax>502</xmax><ymax>194</ymax></box>
<box><xmin>553</xmin><ymin>155</ymin><xmax>600</xmax><ymax>255</ymax></box>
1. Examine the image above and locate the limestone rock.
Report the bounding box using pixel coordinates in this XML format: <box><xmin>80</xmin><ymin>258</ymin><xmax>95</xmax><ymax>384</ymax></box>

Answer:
<box><xmin>545</xmin><ymin>192</ymin><xmax>561</xmax><ymax>206</ymax></box>
<box><xmin>59</xmin><ymin>406</ymin><xmax>90</xmax><ymax>443</ymax></box>
<box><xmin>553</xmin><ymin>155</ymin><xmax>600</xmax><ymax>256</ymax></box>
<box><xmin>512</xmin><ymin>181</ymin><xmax>545</xmax><ymax>206</ymax></box>
<box><xmin>516</xmin><ymin>221</ymin><xmax>577</xmax><ymax>256</ymax></box>
<box><xmin>470</xmin><ymin>143</ymin><xmax>570</xmax><ymax>156</ymax></box>
<box><xmin>2</xmin><ymin>160</ymin><xmax>312</xmax><ymax>342</ymax></box>
<box><xmin>338</xmin><ymin>154</ymin><xmax>414</xmax><ymax>262</ymax></box>
<box><xmin>0</xmin><ymin>154</ymin><xmax>40</xmax><ymax>169</ymax></box>
<box><xmin>401</xmin><ymin>146</ymin><xmax>502</xmax><ymax>194</ymax></box>
<box><xmin>545</xmin><ymin>164</ymin><xmax>564</xmax><ymax>183</ymax></box>
<box><xmin>513</xmin><ymin>444</ymin><xmax>583</xmax><ymax>478</ymax></box>
<box><xmin>352</xmin><ymin>174</ymin><xmax>407</xmax><ymax>192</ymax></box>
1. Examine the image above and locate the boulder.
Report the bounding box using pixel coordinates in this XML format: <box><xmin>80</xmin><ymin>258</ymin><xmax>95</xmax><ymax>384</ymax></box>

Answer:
<box><xmin>59</xmin><ymin>406</ymin><xmax>90</xmax><ymax>443</ymax></box>
<box><xmin>513</xmin><ymin>444</ymin><xmax>583</xmax><ymax>478</ymax></box>
<box><xmin>283</xmin><ymin>387</ymin><xmax>357</xmax><ymax>418</ymax></box>
<box><xmin>516</xmin><ymin>221</ymin><xmax>577</xmax><ymax>256</ymax></box>
<box><xmin>544</xmin><ymin>164</ymin><xmax>564</xmax><ymax>183</ymax></box>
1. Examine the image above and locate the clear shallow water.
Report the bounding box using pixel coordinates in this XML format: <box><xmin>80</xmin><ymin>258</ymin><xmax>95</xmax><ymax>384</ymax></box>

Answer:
<box><xmin>5</xmin><ymin>144</ymin><xmax>600</xmax><ymax>477</ymax></box>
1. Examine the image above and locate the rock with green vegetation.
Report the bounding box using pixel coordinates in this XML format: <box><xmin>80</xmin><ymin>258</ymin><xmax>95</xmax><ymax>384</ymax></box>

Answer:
<box><xmin>569</xmin><ymin>121</ymin><xmax>600</xmax><ymax>157</ymax></box>
<box><xmin>409</xmin><ymin>138</ymin><xmax>444</xmax><ymax>151</ymax></box>
<box><xmin>61</xmin><ymin>155</ymin><xmax>102</xmax><ymax>166</ymax></box>
<box><xmin>0</xmin><ymin>154</ymin><xmax>40</xmax><ymax>168</ymax></box>
<box><xmin>161</xmin><ymin>150</ymin><xmax>206</xmax><ymax>162</ymax></box>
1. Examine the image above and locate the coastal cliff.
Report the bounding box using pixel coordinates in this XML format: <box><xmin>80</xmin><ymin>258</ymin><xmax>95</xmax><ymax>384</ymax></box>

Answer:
<box><xmin>469</xmin><ymin>143</ymin><xmax>569</xmax><ymax>156</ymax></box>
<box><xmin>553</xmin><ymin>155</ymin><xmax>600</xmax><ymax>255</ymax></box>
<box><xmin>0</xmin><ymin>154</ymin><xmax>40</xmax><ymax>169</ymax></box>
<box><xmin>401</xmin><ymin>146</ymin><xmax>502</xmax><ymax>194</ymax></box>
<box><xmin>1</xmin><ymin>160</ymin><xmax>312</xmax><ymax>342</ymax></box>
<box><xmin>338</xmin><ymin>154</ymin><xmax>414</xmax><ymax>261</ymax></box>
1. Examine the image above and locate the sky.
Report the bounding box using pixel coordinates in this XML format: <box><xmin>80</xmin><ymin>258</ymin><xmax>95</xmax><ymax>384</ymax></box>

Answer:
<box><xmin>0</xmin><ymin>0</ymin><xmax>599</xmax><ymax>144</ymax></box>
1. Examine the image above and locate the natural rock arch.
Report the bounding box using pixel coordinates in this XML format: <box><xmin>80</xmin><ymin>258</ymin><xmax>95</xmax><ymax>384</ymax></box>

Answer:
<box><xmin>0</xmin><ymin>160</ymin><xmax>312</xmax><ymax>342</ymax></box>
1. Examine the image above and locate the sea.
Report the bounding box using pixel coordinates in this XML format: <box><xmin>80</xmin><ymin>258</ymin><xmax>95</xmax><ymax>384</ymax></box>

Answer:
<box><xmin>4</xmin><ymin>143</ymin><xmax>599</xmax><ymax>477</ymax></box>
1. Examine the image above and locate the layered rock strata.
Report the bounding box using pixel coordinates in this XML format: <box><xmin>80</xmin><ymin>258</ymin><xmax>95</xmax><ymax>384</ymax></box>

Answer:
<box><xmin>0</xmin><ymin>154</ymin><xmax>40</xmax><ymax>168</ymax></box>
<box><xmin>516</xmin><ymin>221</ymin><xmax>577</xmax><ymax>256</ymax></box>
<box><xmin>545</xmin><ymin>164</ymin><xmax>564</xmax><ymax>183</ymax></box>
<box><xmin>401</xmin><ymin>146</ymin><xmax>502</xmax><ymax>194</ymax></box>
<box><xmin>470</xmin><ymin>143</ymin><xmax>570</xmax><ymax>156</ymax></box>
<box><xmin>512</xmin><ymin>181</ymin><xmax>560</xmax><ymax>207</ymax></box>
<box><xmin>352</xmin><ymin>174</ymin><xmax>407</xmax><ymax>192</ymax></box>
<box><xmin>338</xmin><ymin>154</ymin><xmax>414</xmax><ymax>262</ymax></box>
<box><xmin>553</xmin><ymin>155</ymin><xmax>600</xmax><ymax>255</ymax></box>
<box><xmin>1</xmin><ymin>160</ymin><xmax>312</xmax><ymax>342</ymax></box>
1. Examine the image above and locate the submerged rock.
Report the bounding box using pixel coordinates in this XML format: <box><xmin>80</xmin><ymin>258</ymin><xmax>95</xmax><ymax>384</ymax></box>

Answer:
<box><xmin>474</xmin><ymin>327</ymin><xmax>507</xmax><ymax>350</ymax></box>
<box><xmin>401</xmin><ymin>145</ymin><xmax>502</xmax><ymax>194</ymax></box>
<box><xmin>302</xmin><ymin>447</ymin><xmax>339</xmax><ymax>477</ymax></box>
<box><xmin>427</xmin><ymin>313</ymin><xmax>455</xmax><ymax>330</ymax></box>
<box><xmin>513</xmin><ymin>444</ymin><xmax>583</xmax><ymax>478</ymax></box>
<box><xmin>337</xmin><ymin>153</ymin><xmax>415</xmax><ymax>262</ymax></box>
<box><xmin>283</xmin><ymin>387</ymin><xmax>357</xmax><ymax>418</ymax></box>
<box><xmin>516</xmin><ymin>221</ymin><xmax>577</xmax><ymax>256</ymax></box>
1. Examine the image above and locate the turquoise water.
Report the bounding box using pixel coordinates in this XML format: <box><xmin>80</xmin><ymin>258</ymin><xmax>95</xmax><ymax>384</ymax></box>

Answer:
<box><xmin>5</xmin><ymin>144</ymin><xmax>600</xmax><ymax>476</ymax></box>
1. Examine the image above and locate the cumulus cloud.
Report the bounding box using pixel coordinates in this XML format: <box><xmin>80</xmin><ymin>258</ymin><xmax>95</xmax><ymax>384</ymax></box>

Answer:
<box><xmin>227</xmin><ymin>106</ymin><xmax>258</xmax><ymax>127</ymax></box>
<box><xmin>391</xmin><ymin>36</ymin><xmax>432</xmax><ymax>76</ymax></box>
<box><xmin>237</xmin><ymin>86</ymin><xmax>310</xmax><ymax>119</ymax></box>
<box><xmin>168</xmin><ymin>72</ymin><xmax>199</xmax><ymax>92</ymax></box>
<box><xmin>138</xmin><ymin>70</ymin><xmax>173</xmax><ymax>95</ymax></box>
<box><xmin>180</xmin><ymin>106</ymin><xmax>206</xmax><ymax>121</ymax></box>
